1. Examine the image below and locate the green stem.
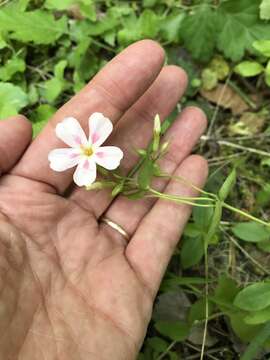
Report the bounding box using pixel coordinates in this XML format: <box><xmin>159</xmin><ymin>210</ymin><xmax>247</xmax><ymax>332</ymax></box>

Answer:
<box><xmin>158</xmin><ymin>173</ymin><xmax>217</xmax><ymax>199</ymax></box>
<box><xmin>200</xmin><ymin>236</ymin><xmax>209</xmax><ymax>360</ymax></box>
<box><xmin>223</xmin><ymin>202</ymin><xmax>270</xmax><ymax>227</ymax></box>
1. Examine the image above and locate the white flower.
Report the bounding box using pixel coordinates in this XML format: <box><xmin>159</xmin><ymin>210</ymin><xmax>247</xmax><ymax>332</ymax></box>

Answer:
<box><xmin>48</xmin><ymin>112</ymin><xmax>123</xmax><ymax>187</ymax></box>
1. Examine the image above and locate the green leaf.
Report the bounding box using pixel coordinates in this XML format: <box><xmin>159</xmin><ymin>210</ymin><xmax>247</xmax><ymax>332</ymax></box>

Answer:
<box><xmin>0</xmin><ymin>57</ymin><xmax>25</xmax><ymax>81</ymax></box>
<box><xmin>155</xmin><ymin>320</ymin><xmax>190</xmax><ymax>341</ymax></box>
<box><xmin>188</xmin><ymin>298</ymin><xmax>213</xmax><ymax>325</ymax></box>
<box><xmin>217</xmin><ymin>0</ymin><xmax>270</xmax><ymax>61</ymax></box>
<box><xmin>193</xmin><ymin>206</ymin><xmax>214</xmax><ymax>230</ymax></box>
<box><xmin>79</xmin><ymin>0</ymin><xmax>96</xmax><ymax>21</ymax></box>
<box><xmin>201</xmin><ymin>68</ymin><xmax>218</xmax><ymax>91</ymax></box>
<box><xmin>0</xmin><ymin>7</ymin><xmax>67</xmax><ymax>44</ymax></box>
<box><xmin>143</xmin><ymin>0</ymin><xmax>158</xmax><ymax>7</ymax></box>
<box><xmin>159</xmin><ymin>11</ymin><xmax>185</xmax><ymax>43</ymax></box>
<box><xmin>265</xmin><ymin>59</ymin><xmax>270</xmax><ymax>86</ymax></box>
<box><xmin>44</xmin><ymin>0</ymin><xmax>74</xmax><ymax>10</ymax></box>
<box><xmin>0</xmin><ymin>82</ymin><xmax>28</xmax><ymax>119</ymax></box>
<box><xmin>0</xmin><ymin>33</ymin><xmax>7</xmax><ymax>49</ymax></box>
<box><xmin>234</xmin><ymin>282</ymin><xmax>270</xmax><ymax>311</ymax></box>
<box><xmin>257</xmin><ymin>239</ymin><xmax>270</xmax><ymax>252</ymax></box>
<box><xmin>147</xmin><ymin>337</ymin><xmax>169</xmax><ymax>353</ymax></box>
<box><xmin>42</xmin><ymin>60</ymin><xmax>68</xmax><ymax>103</ymax></box>
<box><xmin>213</xmin><ymin>275</ymin><xmax>239</xmax><ymax>313</ymax></box>
<box><xmin>183</xmin><ymin>223</ymin><xmax>202</xmax><ymax>238</ymax></box>
<box><xmin>240</xmin><ymin>322</ymin><xmax>270</xmax><ymax>360</ymax></box>
<box><xmin>32</xmin><ymin>104</ymin><xmax>56</xmax><ymax>137</ymax></box>
<box><xmin>234</xmin><ymin>61</ymin><xmax>264</xmax><ymax>77</ymax></box>
<box><xmin>218</xmin><ymin>168</ymin><xmax>236</xmax><ymax>201</ymax></box>
<box><xmin>253</xmin><ymin>39</ymin><xmax>270</xmax><ymax>57</ymax></box>
<box><xmin>205</xmin><ymin>201</ymin><xmax>222</xmax><ymax>244</ymax></box>
<box><xmin>137</xmin><ymin>159</ymin><xmax>155</xmax><ymax>190</ymax></box>
<box><xmin>180</xmin><ymin>5</ymin><xmax>217</xmax><ymax>62</ymax></box>
<box><xmin>232</xmin><ymin>222</ymin><xmax>270</xmax><ymax>243</ymax></box>
<box><xmin>180</xmin><ymin>236</ymin><xmax>204</xmax><ymax>269</ymax></box>
<box><xmin>245</xmin><ymin>306</ymin><xmax>270</xmax><ymax>325</ymax></box>
<box><xmin>230</xmin><ymin>312</ymin><xmax>263</xmax><ymax>342</ymax></box>
<box><xmin>260</xmin><ymin>0</ymin><xmax>270</xmax><ymax>20</ymax></box>
<box><xmin>139</xmin><ymin>9</ymin><xmax>159</xmax><ymax>38</ymax></box>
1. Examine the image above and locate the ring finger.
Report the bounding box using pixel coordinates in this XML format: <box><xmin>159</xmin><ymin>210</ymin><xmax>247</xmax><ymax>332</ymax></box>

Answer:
<box><xmin>100</xmin><ymin>106</ymin><xmax>207</xmax><ymax>242</ymax></box>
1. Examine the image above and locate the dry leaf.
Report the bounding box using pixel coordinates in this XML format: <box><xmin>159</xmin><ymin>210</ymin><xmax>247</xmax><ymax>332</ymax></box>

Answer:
<box><xmin>200</xmin><ymin>83</ymin><xmax>249</xmax><ymax>115</ymax></box>
<box><xmin>229</xmin><ymin>111</ymin><xmax>266</xmax><ymax>136</ymax></box>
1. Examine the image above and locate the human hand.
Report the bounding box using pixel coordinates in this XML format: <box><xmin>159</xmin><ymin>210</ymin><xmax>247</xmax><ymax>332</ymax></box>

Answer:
<box><xmin>0</xmin><ymin>40</ymin><xmax>208</xmax><ymax>360</ymax></box>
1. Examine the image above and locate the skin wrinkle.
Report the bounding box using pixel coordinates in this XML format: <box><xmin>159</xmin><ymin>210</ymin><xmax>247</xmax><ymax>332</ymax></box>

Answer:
<box><xmin>65</xmin><ymin>280</ymin><xmax>137</xmax><ymax>359</ymax></box>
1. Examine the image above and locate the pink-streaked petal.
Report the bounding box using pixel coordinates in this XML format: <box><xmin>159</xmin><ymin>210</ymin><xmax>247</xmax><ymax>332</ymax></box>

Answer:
<box><xmin>55</xmin><ymin>117</ymin><xmax>88</xmax><ymax>148</ymax></box>
<box><xmin>95</xmin><ymin>146</ymin><xmax>123</xmax><ymax>170</ymax></box>
<box><xmin>48</xmin><ymin>148</ymin><xmax>81</xmax><ymax>172</ymax></box>
<box><xmin>88</xmin><ymin>112</ymin><xmax>113</xmax><ymax>147</ymax></box>
<box><xmin>73</xmin><ymin>159</ymin><xmax>97</xmax><ymax>187</ymax></box>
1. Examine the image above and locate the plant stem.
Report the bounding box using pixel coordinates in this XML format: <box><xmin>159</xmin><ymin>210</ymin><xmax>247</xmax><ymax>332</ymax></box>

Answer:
<box><xmin>223</xmin><ymin>202</ymin><xmax>270</xmax><ymax>227</ymax></box>
<box><xmin>201</xmin><ymin>136</ymin><xmax>270</xmax><ymax>158</ymax></box>
<box><xmin>200</xmin><ymin>236</ymin><xmax>209</xmax><ymax>360</ymax></box>
<box><xmin>156</xmin><ymin>340</ymin><xmax>177</xmax><ymax>360</ymax></box>
<box><xmin>222</xmin><ymin>229</ymin><xmax>270</xmax><ymax>276</ymax></box>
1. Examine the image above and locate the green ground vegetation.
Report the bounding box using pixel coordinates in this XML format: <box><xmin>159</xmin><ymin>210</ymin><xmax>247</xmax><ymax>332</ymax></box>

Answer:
<box><xmin>1</xmin><ymin>0</ymin><xmax>270</xmax><ymax>358</ymax></box>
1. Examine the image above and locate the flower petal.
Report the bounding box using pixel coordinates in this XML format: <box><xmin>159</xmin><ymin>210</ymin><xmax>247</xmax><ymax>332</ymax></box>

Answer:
<box><xmin>89</xmin><ymin>112</ymin><xmax>113</xmax><ymax>147</ymax></box>
<box><xmin>73</xmin><ymin>158</ymin><xmax>97</xmax><ymax>187</ymax></box>
<box><xmin>95</xmin><ymin>146</ymin><xmax>123</xmax><ymax>170</ymax></box>
<box><xmin>48</xmin><ymin>148</ymin><xmax>81</xmax><ymax>172</ymax></box>
<box><xmin>56</xmin><ymin>117</ymin><xmax>88</xmax><ymax>148</ymax></box>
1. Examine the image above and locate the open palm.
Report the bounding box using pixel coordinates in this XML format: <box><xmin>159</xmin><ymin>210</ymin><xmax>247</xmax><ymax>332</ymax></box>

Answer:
<box><xmin>0</xmin><ymin>40</ymin><xmax>208</xmax><ymax>360</ymax></box>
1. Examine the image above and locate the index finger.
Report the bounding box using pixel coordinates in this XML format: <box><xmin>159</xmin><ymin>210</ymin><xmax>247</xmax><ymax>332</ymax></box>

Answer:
<box><xmin>13</xmin><ymin>40</ymin><xmax>165</xmax><ymax>193</ymax></box>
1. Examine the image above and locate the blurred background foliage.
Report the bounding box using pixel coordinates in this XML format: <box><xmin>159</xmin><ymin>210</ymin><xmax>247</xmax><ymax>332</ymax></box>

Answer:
<box><xmin>1</xmin><ymin>0</ymin><xmax>270</xmax><ymax>358</ymax></box>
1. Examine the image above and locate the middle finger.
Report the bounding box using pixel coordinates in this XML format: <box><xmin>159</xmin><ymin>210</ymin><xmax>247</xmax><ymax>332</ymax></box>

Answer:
<box><xmin>70</xmin><ymin>65</ymin><xmax>188</xmax><ymax>217</ymax></box>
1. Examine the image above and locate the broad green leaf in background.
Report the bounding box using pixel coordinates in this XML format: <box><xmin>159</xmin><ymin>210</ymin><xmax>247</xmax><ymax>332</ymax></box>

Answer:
<box><xmin>214</xmin><ymin>275</ymin><xmax>239</xmax><ymax>304</ymax></box>
<box><xmin>260</xmin><ymin>0</ymin><xmax>270</xmax><ymax>20</ymax></box>
<box><xmin>17</xmin><ymin>0</ymin><xmax>30</xmax><ymax>11</ymax></box>
<box><xmin>0</xmin><ymin>7</ymin><xmax>67</xmax><ymax>44</ymax></box>
<box><xmin>139</xmin><ymin>9</ymin><xmax>159</xmax><ymax>38</ymax></box>
<box><xmin>230</xmin><ymin>312</ymin><xmax>263</xmax><ymax>342</ymax></box>
<box><xmin>265</xmin><ymin>59</ymin><xmax>270</xmax><ymax>86</ymax></box>
<box><xmin>143</xmin><ymin>0</ymin><xmax>158</xmax><ymax>7</ymax></box>
<box><xmin>217</xmin><ymin>0</ymin><xmax>270</xmax><ymax>61</ymax></box>
<box><xmin>0</xmin><ymin>57</ymin><xmax>25</xmax><ymax>81</ymax></box>
<box><xmin>155</xmin><ymin>320</ymin><xmax>190</xmax><ymax>341</ymax></box>
<box><xmin>159</xmin><ymin>11</ymin><xmax>185</xmax><ymax>43</ymax></box>
<box><xmin>180</xmin><ymin>4</ymin><xmax>217</xmax><ymax>62</ymax></box>
<box><xmin>45</xmin><ymin>0</ymin><xmax>74</xmax><ymax>10</ymax></box>
<box><xmin>244</xmin><ymin>306</ymin><xmax>270</xmax><ymax>325</ymax></box>
<box><xmin>180</xmin><ymin>235</ymin><xmax>204</xmax><ymax>269</ymax></box>
<box><xmin>147</xmin><ymin>337</ymin><xmax>169</xmax><ymax>354</ymax></box>
<box><xmin>213</xmin><ymin>275</ymin><xmax>239</xmax><ymax>313</ymax></box>
<box><xmin>234</xmin><ymin>61</ymin><xmax>264</xmax><ymax>77</ymax></box>
<box><xmin>257</xmin><ymin>239</ymin><xmax>270</xmax><ymax>252</ymax></box>
<box><xmin>32</xmin><ymin>104</ymin><xmax>56</xmax><ymax>137</ymax></box>
<box><xmin>232</xmin><ymin>222</ymin><xmax>270</xmax><ymax>242</ymax></box>
<box><xmin>42</xmin><ymin>60</ymin><xmax>68</xmax><ymax>103</ymax></box>
<box><xmin>0</xmin><ymin>82</ymin><xmax>28</xmax><ymax>119</ymax></box>
<box><xmin>188</xmin><ymin>298</ymin><xmax>213</xmax><ymax>325</ymax></box>
<box><xmin>253</xmin><ymin>39</ymin><xmax>270</xmax><ymax>57</ymax></box>
<box><xmin>234</xmin><ymin>282</ymin><xmax>270</xmax><ymax>311</ymax></box>
<box><xmin>0</xmin><ymin>33</ymin><xmax>7</xmax><ymax>49</ymax></box>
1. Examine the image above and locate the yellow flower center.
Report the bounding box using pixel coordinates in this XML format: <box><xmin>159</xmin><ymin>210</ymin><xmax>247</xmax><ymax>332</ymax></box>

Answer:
<box><xmin>81</xmin><ymin>145</ymin><xmax>93</xmax><ymax>157</ymax></box>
